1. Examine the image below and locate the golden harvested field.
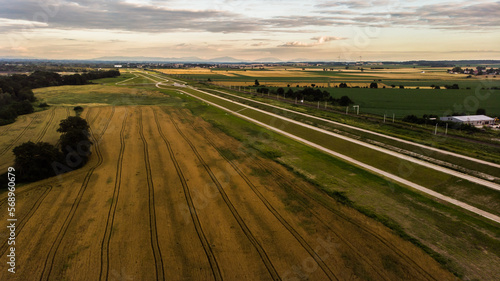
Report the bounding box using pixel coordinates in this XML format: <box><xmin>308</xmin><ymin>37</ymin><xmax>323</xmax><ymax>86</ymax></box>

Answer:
<box><xmin>0</xmin><ymin>107</ymin><xmax>71</xmax><ymax>173</ymax></box>
<box><xmin>0</xmin><ymin>105</ymin><xmax>455</xmax><ymax>280</ymax></box>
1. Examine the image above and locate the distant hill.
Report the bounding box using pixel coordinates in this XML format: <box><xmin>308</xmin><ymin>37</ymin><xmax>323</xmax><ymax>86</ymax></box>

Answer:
<box><xmin>91</xmin><ymin>56</ymin><xmax>205</xmax><ymax>62</ymax></box>
<box><xmin>253</xmin><ymin>57</ymin><xmax>282</xmax><ymax>62</ymax></box>
<box><xmin>207</xmin><ymin>56</ymin><xmax>248</xmax><ymax>63</ymax></box>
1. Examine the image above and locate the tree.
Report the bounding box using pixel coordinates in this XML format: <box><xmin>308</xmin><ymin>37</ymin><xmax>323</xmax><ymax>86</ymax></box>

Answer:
<box><xmin>0</xmin><ymin>107</ymin><xmax>17</xmax><ymax>121</ymax></box>
<box><xmin>57</xmin><ymin>116</ymin><xmax>92</xmax><ymax>168</ymax></box>
<box><xmin>57</xmin><ymin>116</ymin><xmax>90</xmax><ymax>133</ymax></box>
<box><xmin>254</xmin><ymin>79</ymin><xmax>260</xmax><ymax>86</ymax></box>
<box><xmin>60</xmin><ymin>129</ymin><xmax>92</xmax><ymax>155</ymax></box>
<box><xmin>277</xmin><ymin>87</ymin><xmax>285</xmax><ymax>97</ymax></box>
<box><xmin>476</xmin><ymin>108</ymin><xmax>486</xmax><ymax>115</ymax></box>
<box><xmin>14</xmin><ymin>100</ymin><xmax>34</xmax><ymax>115</ymax></box>
<box><xmin>369</xmin><ymin>82</ymin><xmax>378</xmax><ymax>88</ymax></box>
<box><xmin>13</xmin><ymin>141</ymin><xmax>64</xmax><ymax>182</ymax></box>
<box><xmin>339</xmin><ymin>96</ymin><xmax>353</xmax><ymax>106</ymax></box>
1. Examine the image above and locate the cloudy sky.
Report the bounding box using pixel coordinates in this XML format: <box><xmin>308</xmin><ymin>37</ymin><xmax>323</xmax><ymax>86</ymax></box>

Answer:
<box><xmin>0</xmin><ymin>0</ymin><xmax>499</xmax><ymax>61</ymax></box>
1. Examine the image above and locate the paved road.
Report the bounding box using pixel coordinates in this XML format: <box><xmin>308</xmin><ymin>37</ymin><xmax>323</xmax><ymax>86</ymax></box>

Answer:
<box><xmin>208</xmin><ymin>88</ymin><xmax>500</xmax><ymax>170</ymax></box>
<box><xmin>179</xmin><ymin>86</ymin><xmax>500</xmax><ymax>192</ymax></box>
<box><xmin>160</xmin><ymin>84</ymin><xmax>500</xmax><ymax>224</ymax></box>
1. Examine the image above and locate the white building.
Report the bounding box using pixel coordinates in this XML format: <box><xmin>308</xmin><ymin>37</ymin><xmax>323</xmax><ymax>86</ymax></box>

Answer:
<box><xmin>439</xmin><ymin>115</ymin><xmax>495</xmax><ymax>126</ymax></box>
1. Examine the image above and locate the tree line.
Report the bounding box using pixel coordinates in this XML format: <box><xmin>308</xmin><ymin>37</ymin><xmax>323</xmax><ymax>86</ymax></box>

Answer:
<box><xmin>0</xmin><ymin>70</ymin><xmax>120</xmax><ymax>125</ymax></box>
<box><xmin>256</xmin><ymin>86</ymin><xmax>354</xmax><ymax>106</ymax></box>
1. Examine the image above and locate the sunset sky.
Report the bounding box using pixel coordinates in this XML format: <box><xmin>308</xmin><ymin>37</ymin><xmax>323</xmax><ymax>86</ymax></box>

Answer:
<box><xmin>0</xmin><ymin>0</ymin><xmax>499</xmax><ymax>61</ymax></box>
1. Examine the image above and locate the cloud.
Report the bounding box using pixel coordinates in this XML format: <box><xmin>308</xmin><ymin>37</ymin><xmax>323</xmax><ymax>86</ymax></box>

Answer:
<box><xmin>0</xmin><ymin>0</ymin><xmax>263</xmax><ymax>33</ymax></box>
<box><xmin>279</xmin><ymin>35</ymin><xmax>346</xmax><ymax>47</ymax></box>
<box><xmin>315</xmin><ymin>0</ymin><xmax>396</xmax><ymax>9</ymax></box>
<box><xmin>316</xmin><ymin>0</ymin><xmax>500</xmax><ymax>30</ymax></box>
<box><xmin>0</xmin><ymin>0</ymin><xmax>498</xmax><ymax>36</ymax></box>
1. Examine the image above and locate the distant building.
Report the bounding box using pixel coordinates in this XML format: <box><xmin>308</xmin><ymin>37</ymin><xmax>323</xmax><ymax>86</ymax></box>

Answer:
<box><xmin>114</xmin><ymin>65</ymin><xmax>123</xmax><ymax>68</ymax></box>
<box><xmin>439</xmin><ymin>115</ymin><xmax>495</xmax><ymax>126</ymax></box>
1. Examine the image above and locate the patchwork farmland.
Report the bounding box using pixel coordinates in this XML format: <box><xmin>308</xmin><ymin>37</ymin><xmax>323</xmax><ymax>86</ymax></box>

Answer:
<box><xmin>1</xmin><ymin>68</ymin><xmax>499</xmax><ymax>280</ymax></box>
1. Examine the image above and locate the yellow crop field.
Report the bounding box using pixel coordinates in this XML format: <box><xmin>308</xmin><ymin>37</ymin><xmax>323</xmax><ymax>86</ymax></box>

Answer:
<box><xmin>0</xmin><ymin>105</ymin><xmax>454</xmax><ymax>280</ymax></box>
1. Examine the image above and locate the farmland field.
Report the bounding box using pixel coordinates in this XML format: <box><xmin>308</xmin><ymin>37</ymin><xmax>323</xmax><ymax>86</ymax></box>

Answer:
<box><xmin>0</xmin><ymin>107</ymin><xmax>71</xmax><ymax>173</ymax></box>
<box><xmin>156</xmin><ymin>66</ymin><xmax>500</xmax><ymax>117</ymax></box>
<box><xmin>1</xmin><ymin>69</ymin><xmax>499</xmax><ymax>281</ymax></box>
<box><xmin>0</xmin><ymin>105</ymin><xmax>455</xmax><ymax>280</ymax></box>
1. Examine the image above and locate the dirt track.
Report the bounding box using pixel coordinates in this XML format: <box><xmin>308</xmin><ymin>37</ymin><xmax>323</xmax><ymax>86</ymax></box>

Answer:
<box><xmin>0</xmin><ymin>106</ymin><xmax>454</xmax><ymax>280</ymax></box>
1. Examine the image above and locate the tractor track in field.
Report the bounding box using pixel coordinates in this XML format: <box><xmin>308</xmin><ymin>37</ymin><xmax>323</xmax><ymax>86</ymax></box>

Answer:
<box><xmin>99</xmin><ymin>109</ymin><xmax>128</xmax><ymax>281</ymax></box>
<box><xmin>168</xmin><ymin>113</ymin><xmax>281</xmax><ymax>281</ymax></box>
<box><xmin>34</xmin><ymin>107</ymin><xmax>56</xmax><ymax>143</ymax></box>
<box><xmin>175</xmin><ymin>111</ymin><xmax>338</xmax><ymax>281</ymax></box>
<box><xmin>253</xmin><ymin>158</ymin><xmax>440</xmax><ymax>281</ymax></box>
<box><xmin>198</xmin><ymin>132</ymin><xmax>390</xmax><ymax>280</ymax></box>
<box><xmin>198</xmin><ymin>112</ymin><xmax>437</xmax><ymax>280</ymax></box>
<box><xmin>152</xmin><ymin>108</ymin><xmax>223</xmax><ymax>281</ymax></box>
<box><xmin>0</xmin><ymin>185</ymin><xmax>53</xmax><ymax>256</ymax></box>
<box><xmin>0</xmin><ymin>119</ymin><xmax>16</xmax><ymax>137</ymax></box>
<box><xmin>0</xmin><ymin>112</ymin><xmax>41</xmax><ymax>156</ymax></box>
<box><xmin>138</xmin><ymin>108</ymin><xmax>165</xmax><ymax>281</ymax></box>
<box><xmin>39</xmin><ymin>107</ymin><xmax>114</xmax><ymax>281</ymax></box>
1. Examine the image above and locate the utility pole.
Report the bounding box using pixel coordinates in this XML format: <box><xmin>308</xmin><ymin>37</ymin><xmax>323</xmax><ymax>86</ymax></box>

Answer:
<box><xmin>384</xmin><ymin>114</ymin><xmax>386</xmax><ymax>123</ymax></box>
<box><xmin>393</xmin><ymin>113</ymin><xmax>395</xmax><ymax>123</ymax></box>
<box><xmin>317</xmin><ymin>101</ymin><xmax>320</xmax><ymax>109</ymax></box>
<box><xmin>435</xmin><ymin>123</ymin><xmax>438</xmax><ymax>135</ymax></box>
<box><xmin>445</xmin><ymin>123</ymin><xmax>448</xmax><ymax>135</ymax></box>
<box><xmin>346</xmin><ymin>106</ymin><xmax>348</xmax><ymax>114</ymax></box>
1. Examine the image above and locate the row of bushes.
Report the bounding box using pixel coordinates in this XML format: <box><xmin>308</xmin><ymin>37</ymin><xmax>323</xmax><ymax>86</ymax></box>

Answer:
<box><xmin>256</xmin><ymin>86</ymin><xmax>354</xmax><ymax>105</ymax></box>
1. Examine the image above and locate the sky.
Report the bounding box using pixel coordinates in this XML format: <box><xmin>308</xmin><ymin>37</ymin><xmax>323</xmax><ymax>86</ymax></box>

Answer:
<box><xmin>0</xmin><ymin>0</ymin><xmax>499</xmax><ymax>61</ymax></box>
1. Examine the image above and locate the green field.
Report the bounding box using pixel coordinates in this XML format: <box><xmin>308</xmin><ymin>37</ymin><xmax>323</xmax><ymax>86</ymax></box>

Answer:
<box><xmin>318</xmin><ymin>88</ymin><xmax>499</xmax><ymax>117</ymax></box>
